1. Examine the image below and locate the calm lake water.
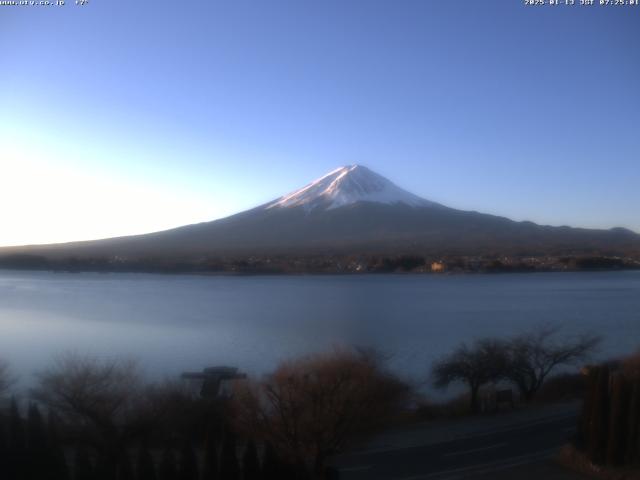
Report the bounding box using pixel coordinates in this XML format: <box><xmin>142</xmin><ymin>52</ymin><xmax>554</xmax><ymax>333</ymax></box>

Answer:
<box><xmin>1</xmin><ymin>269</ymin><xmax>639</xmax><ymax>389</ymax></box>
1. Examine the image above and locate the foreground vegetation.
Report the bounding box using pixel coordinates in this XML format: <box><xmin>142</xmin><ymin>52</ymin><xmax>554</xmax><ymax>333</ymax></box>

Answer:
<box><xmin>558</xmin><ymin>351</ymin><xmax>640</xmax><ymax>477</ymax></box>
<box><xmin>0</xmin><ymin>327</ymin><xmax>617</xmax><ymax>480</ymax></box>
<box><xmin>0</xmin><ymin>349</ymin><xmax>408</xmax><ymax>480</ymax></box>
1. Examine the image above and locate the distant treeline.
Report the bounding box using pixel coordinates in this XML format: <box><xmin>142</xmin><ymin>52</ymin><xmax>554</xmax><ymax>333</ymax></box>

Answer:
<box><xmin>0</xmin><ymin>253</ymin><xmax>638</xmax><ymax>275</ymax></box>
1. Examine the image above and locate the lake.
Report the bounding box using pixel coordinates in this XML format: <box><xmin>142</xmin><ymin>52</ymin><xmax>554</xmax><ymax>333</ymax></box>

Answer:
<box><xmin>1</xmin><ymin>269</ymin><xmax>639</xmax><ymax>390</ymax></box>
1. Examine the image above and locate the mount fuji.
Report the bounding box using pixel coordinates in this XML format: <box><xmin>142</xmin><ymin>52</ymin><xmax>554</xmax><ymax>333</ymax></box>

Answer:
<box><xmin>1</xmin><ymin>165</ymin><xmax>639</xmax><ymax>266</ymax></box>
<box><xmin>264</xmin><ymin>165</ymin><xmax>440</xmax><ymax>211</ymax></box>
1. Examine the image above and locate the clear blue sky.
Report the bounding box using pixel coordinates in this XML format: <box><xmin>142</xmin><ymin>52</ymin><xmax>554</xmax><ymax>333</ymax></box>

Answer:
<box><xmin>1</xmin><ymin>0</ymin><xmax>638</xmax><ymax>245</ymax></box>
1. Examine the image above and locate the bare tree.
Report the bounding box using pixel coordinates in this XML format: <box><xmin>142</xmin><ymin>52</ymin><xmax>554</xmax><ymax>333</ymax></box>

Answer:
<box><xmin>31</xmin><ymin>353</ymin><xmax>145</xmax><ymax>477</ymax></box>
<box><xmin>505</xmin><ymin>327</ymin><xmax>601</xmax><ymax>402</ymax></box>
<box><xmin>432</xmin><ymin>339</ymin><xmax>509</xmax><ymax>413</ymax></box>
<box><xmin>32</xmin><ymin>353</ymin><xmax>142</xmax><ymax>424</ymax></box>
<box><xmin>233</xmin><ymin>348</ymin><xmax>409</xmax><ymax>474</ymax></box>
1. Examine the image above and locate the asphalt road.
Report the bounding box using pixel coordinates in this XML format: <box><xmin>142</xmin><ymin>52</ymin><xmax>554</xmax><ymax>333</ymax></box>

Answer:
<box><xmin>332</xmin><ymin>409</ymin><xmax>585</xmax><ymax>480</ymax></box>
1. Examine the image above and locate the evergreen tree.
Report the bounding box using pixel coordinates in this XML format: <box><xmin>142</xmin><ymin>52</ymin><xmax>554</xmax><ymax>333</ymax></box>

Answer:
<box><xmin>159</xmin><ymin>448</ymin><xmax>178</xmax><ymax>480</ymax></box>
<box><xmin>47</xmin><ymin>412</ymin><xmax>70</xmax><ymax>480</ymax></box>
<box><xmin>0</xmin><ymin>412</ymin><xmax>9</xmax><ymax>480</ymax></box>
<box><xmin>202</xmin><ymin>434</ymin><xmax>218</xmax><ymax>480</ymax></box>
<box><xmin>606</xmin><ymin>374</ymin><xmax>630</xmax><ymax>465</ymax></box>
<box><xmin>137</xmin><ymin>444</ymin><xmax>157</xmax><ymax>480</ymax></box>
<box><xmin>578</xmin><ymin>367</ymin><xmax>598</xmax><ymax>449</ymax></box>
<box><xmin>9</xmin><ymin>398</ymin><xmax>27</xmax><ymax>480</ymax></box>
<box><xmin>74</xmin><ymin>446</ymin><xmax>94</xmax><ymax>480</ymax></box>
<box><xmin>94</xmin><ymin>453</ymin><xmax>118</xmax><ymax>480</ymax></box>
<box><xmin>261</xmin><ymin>442</ymin><xmax>299</xmax><ymax>480</ymax></box>
<box><xmin>26</xmin><ymin>404</ymin><xmax>48</xmax><ymax>480</ymax></box>
<box><xmin>283</xmin><ymin>462</ymin><xmax>302</xmax><ymax>480</ymax></box>
<box><xmin>261</xmin><ymin>442</ymin><xmax>281</xmax><ymax>480</ymax></box>
<box><xmin>324</xmin><ymin>466</ymin><xmax>340</xmax><ymax>480</ymax></box>
<box><xmin>241</xmin><ymin>439</ymin><xmax>260</xmax><ymax>480</ymax></box>
<box><xmin>219</xmin><ymin>428</ymin><xmax>239</xmax><ymax>480</ymax></box>
<box><xmin>626</xmin><ymin>380</ymin><xmax>640</xmax><ymax>464</ymax></box>
<box><xmin>178</xmin><ymin>440</ymin><xmax>198</xmax><ymax>480</ymax></box>
<box><xmin>588</xmin><ymin>365</ymin><xmax>610</xmax><ymax>464</ymax></box>
<box><xmin>117</xmin><ymin>451</ymin><xmax>134</xmax><ymax>480</ymax></box>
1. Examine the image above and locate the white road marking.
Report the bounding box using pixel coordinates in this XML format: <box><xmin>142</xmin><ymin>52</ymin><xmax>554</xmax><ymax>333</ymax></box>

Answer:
<box><xmin>442</xmin><ymin>442</ymin><xmax>507</xmax><ymax>457</ymax></box>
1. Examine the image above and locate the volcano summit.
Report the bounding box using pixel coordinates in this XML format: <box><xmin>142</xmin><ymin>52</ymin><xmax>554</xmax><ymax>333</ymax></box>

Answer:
<box><xmin>265</xmin><ymin>165</ymin><xmax>440</xmax><ymax>211</ymax></box>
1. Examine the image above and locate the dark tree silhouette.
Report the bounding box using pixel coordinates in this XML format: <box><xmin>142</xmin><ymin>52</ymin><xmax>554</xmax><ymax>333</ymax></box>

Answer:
<box><xmin>578</xmin><ymin>366</ymin><xmax>598</xmax><ymax>449</ymax></box>
<box><xmin>219</xmin><ymin>428</ymin><xmax>239</xmax><ymax>480</ymax></box>
<box><xmin>137</xmin><ymin>444</ymin><xmax>157</xmax><ymax>480</ymax></box>
<box><xmin>606</xmin><ymin>373</ymin><xmax>630</xmax><ymax>466</ymax></box>
<box><xmin>261</xmin><ymin>442</ymin><xmax>283</xmax><ymax>480</ymax></box>
<box><xmin>626</xmin><ymin>381</ymin><xmax>640</xmax><ymax>464</ymax></box>
<box><xmin>74</xmin><ymin>446</ymin><xmax>94</xmax><ymax>480</ymax></box>
<box><xmin>587</xmin><ymin>365</ymin><xmax>610</xmax><ymax>464</ymax></box>
<box><xmin>118</xmin><ymin>450</ymin><xmax>135</xmax><ymax>480</ymax></box>
<box><xmin>432</xmin><ymin>339</ymin><xmax>508</xmax><ymax>413</ymax></box>
<box><xmin>8</xmin><ymin>398</ymin><xmax>27</xmax><ymax>480</ymax></box>
<box><xmin>26</xmin><ymin>404</ymin><xmax>48</xmax><ymax>480</ymax></box>
<box><xmin>159</xmin><ymin>448</ymin><xmax>178</xmax><ymax>480</ymax></box>
<box><xmin>202</xmin><ymin>433</ymin><xmax>218</xmax><ymax>480</ymax></box>
<box><xmin>324</xmin><ymin>466</ymin><xmax>341</xmax><ymax>480</ymax></box>
<box><xmin>178</xmin><ymin>440</ymin><xmax>198</xmax><ymax>480</ymax></box>
<box><xmin>242</xmin><ymin>439</ymin><xmax>260</xmax><ymax>480</ymax></box>
<box><xmin>0</xmin><ymin>412</ymin><xmax>8</xmax><ymax>480</ymax></box>
<box><xmin>579</xmin><ymin>358</ymin><xmax>640</xmax><ymax>468</ymax></box>
<box><xmin>46</xmin><ymin>412</ymin><xmax>70</xmax><ymax>480</ymax></box>
<box><xmin>505</xmin><ymin>328</ymin><xmax>600</xmax><ymax>402</ymax></box>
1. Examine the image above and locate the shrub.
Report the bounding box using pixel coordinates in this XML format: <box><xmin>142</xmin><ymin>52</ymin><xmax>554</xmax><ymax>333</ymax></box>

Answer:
<box><xmin>234</xmin><ymin>347</ymin><xmax>409</xmax><ymax>474</ymax></box>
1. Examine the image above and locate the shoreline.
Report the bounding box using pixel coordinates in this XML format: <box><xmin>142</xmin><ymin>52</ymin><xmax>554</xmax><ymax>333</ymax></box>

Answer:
<box><xmin>0</xmin><ymin>265</ymin><xmax>639</xmax><ymax>277</ymax></box>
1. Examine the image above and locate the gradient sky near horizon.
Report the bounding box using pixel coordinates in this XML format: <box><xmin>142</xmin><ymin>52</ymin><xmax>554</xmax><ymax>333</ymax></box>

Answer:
<box><xmin>1</xmin><ymin>0</ymin><xmax>639</xmax><ymax>246</ymax></box>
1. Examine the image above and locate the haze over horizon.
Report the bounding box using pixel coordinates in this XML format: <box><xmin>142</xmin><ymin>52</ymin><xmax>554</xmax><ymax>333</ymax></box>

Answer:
<box><xmin>1</xmin><ymin>0</ymin><xmax>639</xmax><ymax>247</ymax></box>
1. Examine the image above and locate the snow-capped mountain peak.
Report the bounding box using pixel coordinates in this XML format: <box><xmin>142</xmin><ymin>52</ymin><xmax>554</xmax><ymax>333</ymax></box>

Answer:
<box><xmin>265</xmin><ymin>165</ymin><xmax>440</xmax><ymax>211</ymax></box>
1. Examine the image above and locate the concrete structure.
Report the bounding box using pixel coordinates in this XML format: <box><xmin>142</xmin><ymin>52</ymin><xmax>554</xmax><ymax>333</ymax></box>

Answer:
<box><xmin>181</xmin><ymin>366</ymin><xmax>247</xmax><ymax>398</ymax></box>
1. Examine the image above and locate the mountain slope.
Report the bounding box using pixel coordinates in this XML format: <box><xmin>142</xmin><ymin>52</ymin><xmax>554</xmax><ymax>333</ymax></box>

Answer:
<box><xmin>1</xmin><ymin>165</ymin><xmax>639</xmax><ymax>262</ymax></box>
